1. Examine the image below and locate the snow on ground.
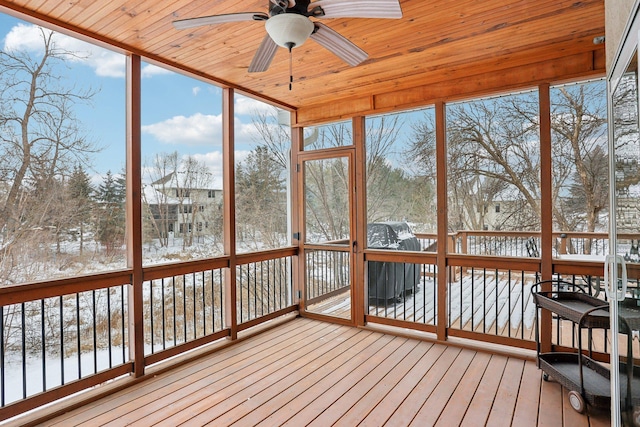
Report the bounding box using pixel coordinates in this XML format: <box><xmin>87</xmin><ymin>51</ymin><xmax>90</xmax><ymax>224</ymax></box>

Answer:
<box><xmin>2</xmin><ymin>345</ymin><xmax>129</xmax><ymax>405</ymax></box>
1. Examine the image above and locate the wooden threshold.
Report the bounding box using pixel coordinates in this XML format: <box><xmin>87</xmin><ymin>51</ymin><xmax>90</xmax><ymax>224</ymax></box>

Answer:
<box><xmin>11</xmin><ymin>317</ymin><xmax>610</xmax><ymax>427</ymax></box>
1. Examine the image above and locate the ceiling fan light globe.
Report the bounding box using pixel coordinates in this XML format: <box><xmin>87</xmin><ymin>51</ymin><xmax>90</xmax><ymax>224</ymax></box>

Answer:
<box><xmin>265</xmin><ymin>13</ymin><xmax>314</xmax><ymax>48</ymax></box>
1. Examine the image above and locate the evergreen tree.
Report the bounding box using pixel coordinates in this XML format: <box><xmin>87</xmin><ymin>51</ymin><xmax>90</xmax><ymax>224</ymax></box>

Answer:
<box><xmin>68</xmin><ymin>165</ymin><xmax>94</xmax><ymax>254</ymax></box>
<box><xmin>95</xmin><ymin>171</ymin><xmax>126</xmax><ymax>257</ymax></box>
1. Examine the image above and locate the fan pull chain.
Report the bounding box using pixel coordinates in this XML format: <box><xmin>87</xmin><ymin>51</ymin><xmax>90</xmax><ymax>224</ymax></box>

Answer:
<box><xmin>288</xmin><ymin>44</ymin><xmax>293</xmax><ymax>90</ymax></box>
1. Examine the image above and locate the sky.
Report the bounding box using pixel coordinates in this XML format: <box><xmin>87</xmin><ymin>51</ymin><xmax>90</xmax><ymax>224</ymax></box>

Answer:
<box><xmin>0</xmin><ymin>12</ymin><xmax>283</xmax><ymax>188</ymax></box>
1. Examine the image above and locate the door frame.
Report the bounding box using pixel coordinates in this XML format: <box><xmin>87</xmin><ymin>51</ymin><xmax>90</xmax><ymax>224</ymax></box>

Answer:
<box><xmin>607</xmin><ymin>2</ymin><xmax>640</xmax><ymax>425</ymax></box>
<box><xmin>296</xmin><ymin>146</ymin><xmax>357</xmax><ymax>323</ymax></box>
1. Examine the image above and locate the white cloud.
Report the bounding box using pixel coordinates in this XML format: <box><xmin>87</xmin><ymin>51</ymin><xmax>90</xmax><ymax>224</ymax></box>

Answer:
<box><xmin>234</xmin><ymin>117</ymin><xmax>259</xmax><ymax>146</ymax></box>
<box><xmin>141</xmin><ymin>111</ymin><xmax>269</xmax><ymax>148</ymax></box>
<box><xmin>190</xmin><ymin>151</ymin><xmax>224</xmax><ymax>188</ymax></box>
<box><xmin>4</xmin><ymin>23</ymin><xmax>47</xmax><ymax>52</ymax></box>
<box><xmin>167</xmin><ymin>150</ymin><xmax>251</xmax><ymax>189</ymax></box>
<box><xmin>192</xmin><ymin>86</ymin><xmax>201</xmax><ymax>96</ymax></box>
<box><xmin>4</xmin><ymin>23</ymin><xmax>126</xmax><ymax>78</ymax></box>
<box><xmin>234</xmin><ymin>150</ymin><xmax>251</xmax><ymax>164</ymax></box>
<box><xmin>142</xmin><ymin>113</ymin><xmax>223</xmax><ymax>146</ymax></box>
<box><xmin>234</xmin><ymin>95</ymin><xmax>278</xmax><ymax>116</ymax></box>
<box><xmin>141</xmin><ymin>63</ymin><xmax>173</xmax><ymax>78</ymax></box>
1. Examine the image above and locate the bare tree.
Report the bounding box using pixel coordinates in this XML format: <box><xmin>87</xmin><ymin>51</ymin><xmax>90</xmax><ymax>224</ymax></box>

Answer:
<box><xmin>611</xmin><ymin>73</ymin><xmax>640</xmax><ymax>195</ymax></box>
<box><xmin>549</xmin><ymin>83</ymin><xmax>608</xmax><ymax>238</ymax></box>
<box><xmin>366</xmin><ymin>115</ymin><xmax>410</xmax><ymax>223</ymax></box>
<box><xmin>0</xmin><ymin>27</ymin><xmax>99</xmax><ymax>284</ymax></box>
<box><xmin>409</xmin><ymin>81</ymin><xmax>607</xmax><ymax>237</ymax></box>
<box><xmin>250</xmin><ymin>109</ymin><xmax>290</xmax><ymax>169</ymax></box>
<box><xmin>143</xmin><ymin>152</ymin><xmax>179</xmax><ymax>248</ymax></box>
<box><xmin>236</xmin><ymin>146</ymin><xmax>287</xmax><ymax>250</ymax></box>
<box><xmin>305</xmin><ymin>156</ymin><xmax>350</xmax><ymax>241</ymax></box>
<box><xmin>410</xmin><ymin>95</ymin><xmax>541</xmax><ymax>232</ymax></box>
<box><xmin>0</xmin><ymin>27</ymin><xmax>98</xmax><ymax>232</ymax></box>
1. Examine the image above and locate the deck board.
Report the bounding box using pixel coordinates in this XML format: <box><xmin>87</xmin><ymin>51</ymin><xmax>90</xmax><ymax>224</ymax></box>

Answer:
<box><xmin>408</xmin><ymin>348</ymin><xmax>478</xmax><ymax>426</ymax></box>
<box><xmin>32</xmin><ymin>317</ymin><xmax>609</xmax><ymax>427</ymax></box>
<box><xmin>434</xmin><ymin>351</ymin><xmax>492</xmax><ymax>426</ymax></box>
<box><xmin>386</xmin><ymin>345</ymin><xmax>462</xmax><ymax>426</ymax></box>
<box><xmin>359</xmin><ymin>343</ymin><xmax>449</xmax><ymax>426</ymax></box>
<box><xmin>239</xmin><ymin>332</ymin><xmax>395</xmax><ymax>426</ymax></box>
<box><xmin>511</xmin><ymin>360</ymin><xmax>542</xmax><ymax>427</ymax></box>
<box><xmin>41</xmin><ymin>318</ymin><xmax>323</xmax><ymax>427</ymax></box>
<box><xmin>306</xmin><ymin>339</ymin><xmax>424</xmax><ymax>427</ymax></box>
<box><xmin>485</xmin><ymin>358</ymin><xmax>526</xmax><ymax>427</ymax></box>
<box><xmin>459</xmin><ymin>354</ymin><xmax>509</xmax><ymax>427</ymax></box>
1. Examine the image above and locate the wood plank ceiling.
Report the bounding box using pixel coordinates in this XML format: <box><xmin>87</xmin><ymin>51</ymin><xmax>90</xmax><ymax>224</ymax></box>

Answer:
<box><xmin>0</xmin><ymin>0</ymin><xmax>605</xmax><ymax>124</ymax></box>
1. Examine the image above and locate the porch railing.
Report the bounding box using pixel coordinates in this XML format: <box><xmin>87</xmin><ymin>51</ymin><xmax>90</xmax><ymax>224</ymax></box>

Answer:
<box><xmin>3</xmin><ymin>230</ymin><xmax>638</xmax><ymax>422</ymax></box>
<box><xmin>304</xmin><ymin>245</ymin><xmax>351</xmax><ymax>304</ymax></box>
<box><xmin>237</xmin><ymin>252</ymin><xmax>293</xmax><ymax>325</ymax></box>
<box><xmin>143</xmin><ymin>262</ymin><xmax>226</xmax><ymax>359</ymax></box>
<box><xmin>0</xmin><ymin>247</ymin><xmax>297</xmax><ymax>422</ymax></box>
<box><xmin>365</xmin><ymin>251</ymin><xmax>438</xmax><ymax>332</ymax></box>
<box><xmin>0</xmin><ymin>272</ymin><xmax>133</xmax><ymax>419</ymax></box>
<box><xmin>441</xmin><ymin>230</ymin><xmax>610</xmax><ymax>257</ymax></box>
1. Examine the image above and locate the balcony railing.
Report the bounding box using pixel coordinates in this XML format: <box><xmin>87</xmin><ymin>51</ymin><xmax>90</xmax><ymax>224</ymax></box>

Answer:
<box><xmin>305</xmin><ymin>247</ymin><xmax>350</xmax><ymax>302</ymax></box>
<box><xmin>144</xmin><ymin>265</ymin><xmax>226</xmax><ymax>358</ymax></box>
<box><xmin>0</xmin><ymin>248</ymin><xmax>297</xmax><ymax>421</ymax></box>
<box><xmin>444</xmin><ymin>230</ymin><xmax>610</xmax><ymax>257</ymax></box>
<box><xmin>237</xmin><ymin>252</ymin><xmax>293</xmax><ymax>325</ymax></box>
<box><xmin>1</xmin><ymin>231</ymin><xmax>636</xmax><ymax>423</ymax></box>
<box><xmin>0</xmin><ymin>272</ymin><xmax>133</xmax><ymax>419</ymax></box>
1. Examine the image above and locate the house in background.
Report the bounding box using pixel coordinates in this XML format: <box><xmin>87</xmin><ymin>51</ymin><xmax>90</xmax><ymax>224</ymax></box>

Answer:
<box><xmin>143</xmin><ymin>172</ymin><xmax>222</xmax><ymax>242</ymax></box>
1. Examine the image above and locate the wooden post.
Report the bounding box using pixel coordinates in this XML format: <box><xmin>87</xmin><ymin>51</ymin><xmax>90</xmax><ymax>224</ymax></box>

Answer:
<box><xmin>290</xmin><ymin>123</ymin><xmax>304</xmax><ymax>313</ymax></box>
<box><xmin>559</xmin><ymin>233</ymin><xmax>568</xmax><ymax>254</ymax></box>
<box><xmin>353</xmin><ymin>116</ymin><xmax>366</xmax><ymax>326</ymax></box>
<box><xmin>222</xmin><ymin>87</ymin><xmax>238</xmax><ymax>340</ymax></box>
<box><xmin>539</xmin><ymin>83</ymin><xmax>553</xmax><ymax>353</ymax></box>
<box><xmin>448</xmin><ymin>233</ymin><xmax>457</xmax><ymax>281</ymax></box>
<box><xmin>435</xmin><ymin>101</ymin><xmax>448</xmax><ymax>341</ymax></box>
<box><xmin>125</xmin><ymin>54</ymin><xmax>144</xmax><ymax>377</ymax></box>
<box><xmin>460</xmin><ymin>231</ymin><xmax>468</xmax><ymax>255</ymax></box>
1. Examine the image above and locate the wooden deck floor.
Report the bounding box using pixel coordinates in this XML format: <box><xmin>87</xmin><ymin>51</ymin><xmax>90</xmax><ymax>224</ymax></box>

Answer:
<box><xmin>31</xmin><ymin>317</ymin><xmax>610</xmax><ymax>427</ymax></box>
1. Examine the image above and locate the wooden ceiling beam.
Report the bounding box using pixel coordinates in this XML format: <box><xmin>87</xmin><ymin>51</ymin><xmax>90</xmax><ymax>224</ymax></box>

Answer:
<box><xmin>296</xmin><ymin>50</ymin><xmax>605</xmax><ymax>125</ymax></box>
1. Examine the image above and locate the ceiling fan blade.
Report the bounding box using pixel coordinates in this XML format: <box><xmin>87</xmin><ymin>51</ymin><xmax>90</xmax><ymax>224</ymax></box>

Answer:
<box><xmin>248</xmin><ymin>35</ymin><xmax>279</xmax><ymax>73</ymax></box>
<box><xmin>310</xmin><ymin>0</ymin><xmax>402</xmax><ymax>19</ymax></box>
<box><xmin>173</xmin><ymin>12</ymin><xmax>268</xmax><ymax>30</ymax></box>
<box><xmin>310</xmin><ymin>23</ymin><xmax>368</xmax><ymax>66</ymax></box>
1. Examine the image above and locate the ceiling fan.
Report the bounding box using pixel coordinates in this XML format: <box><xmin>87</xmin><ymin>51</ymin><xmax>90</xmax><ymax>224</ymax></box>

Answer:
<box><xmin>173</xmin><ymin>0</ymin><xmax>402</xmax><ymax>88</ymax></box>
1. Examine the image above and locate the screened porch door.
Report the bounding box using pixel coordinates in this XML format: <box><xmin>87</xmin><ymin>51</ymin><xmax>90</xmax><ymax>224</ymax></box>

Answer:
<box><xmin>299</xmin><ymin>149</ymin><xmax>355</xmax><ymax>320</ymax></box>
